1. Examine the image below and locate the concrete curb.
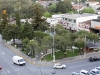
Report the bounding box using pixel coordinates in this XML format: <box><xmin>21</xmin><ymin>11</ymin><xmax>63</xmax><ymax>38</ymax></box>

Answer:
<box><xmin>3</xmin><ymin>41</ymin><xmax>100</xmax><ymax>66</ymax></box>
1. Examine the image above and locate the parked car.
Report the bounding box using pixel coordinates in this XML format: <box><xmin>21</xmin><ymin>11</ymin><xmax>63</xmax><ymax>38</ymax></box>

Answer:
<box><xmin>95</xmin><ymin>66</ymin><xmax>100</xmax><ymax>70</ymax></box>
<box><xmin>90</xmin><ymin>69</ymin><xmax>100</xmax><ymax>75</ymax></box>
<box><xmin>89</xmin><ymin>56</ymin><xmax>100</xmax><ymax>62</ymax></box>
<box><xmin>0</xmin><ymin>65</ymin><xmax>2</xmax><ymax>70</ymax></box>
<box><xmin>80</xmin><ymin>70</ymin><xmax>91</xmax><ymax>75</ymax></box>
<box><xmin>53</xmin><ymin>63</ymin><xmax>66</xmax><ymax>69</ymax></box>
<box><xmin>72</xmin><ymin>72</ymin><xmax>81</xmax><ymax>75</ymax></box>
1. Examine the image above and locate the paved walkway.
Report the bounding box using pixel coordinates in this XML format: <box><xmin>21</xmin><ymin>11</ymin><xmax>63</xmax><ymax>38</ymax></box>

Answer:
<box><xmin>3</xmin><ymin>41</ymin><xmax>100</xmax><ymax>66</ymax></box>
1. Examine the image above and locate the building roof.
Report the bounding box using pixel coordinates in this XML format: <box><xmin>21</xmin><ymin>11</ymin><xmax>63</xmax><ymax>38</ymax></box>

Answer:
<box><xmin>92</xmin><ymin>19</ymin><xmax>100</xmax><ymax>22</ymax></box>
<box><xmin>61</xmin><ymin>13</ymin><xmax>97</xmax><ymax>19</ymax></box>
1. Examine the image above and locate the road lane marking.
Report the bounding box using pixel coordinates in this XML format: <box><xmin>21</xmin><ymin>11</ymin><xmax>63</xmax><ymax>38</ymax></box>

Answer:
<box><xmin>2</xmin><ymin>52</ymin><xmax>5</xmax><ymax>55</ymax></box>
<box><xmin>2</xmin><ymin>56</ymin><xmax>16</xmax><ymax>71</ymax></box>
<box><xmin>0</xmin><ymin>51</ymin><xmax>5</xmax><ymax>55</ymax></box>
<box><xmin>7</xmin><ymin>70</ymin><xmax>10</xmax><ymax>73</ymax></box>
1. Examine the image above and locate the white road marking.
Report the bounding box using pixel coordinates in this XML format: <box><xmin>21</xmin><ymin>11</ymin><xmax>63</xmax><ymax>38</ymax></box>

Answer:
<box><xmin>2</xmin><ymin>52</ymin><xmax>5</xmax><ymax>55</ymax></box>
<box><xmin>2</xmin><ymin>56</ymin><xmax>16</xmax><ymax>71</ymax></box>
<box><xmin>0</xmin><ymin>51</ymin><xmax>5</xmax><ymax>55</ymax></box>
<box><xmin>7</xmin><ymin>70</ymin><xmax>10</xmax><ymax>73</ymax></box>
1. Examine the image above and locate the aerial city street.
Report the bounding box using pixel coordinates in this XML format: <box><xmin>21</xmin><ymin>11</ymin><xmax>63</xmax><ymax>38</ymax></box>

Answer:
<box><xmin>1</xmin><ymin>0</ymin><xmax>100</xmax><ymax>75</ymax></box>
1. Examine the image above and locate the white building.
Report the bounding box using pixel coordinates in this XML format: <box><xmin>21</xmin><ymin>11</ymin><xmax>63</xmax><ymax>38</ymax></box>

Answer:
<box><xmin>48</xmin><ymin>13</ymin><xmax>100</xmax><ymax>32</ymax></box>
<box><xmin>90</xmin><ymin>19</ymin><xmax>100</xmax><ymax>34</ymax></box>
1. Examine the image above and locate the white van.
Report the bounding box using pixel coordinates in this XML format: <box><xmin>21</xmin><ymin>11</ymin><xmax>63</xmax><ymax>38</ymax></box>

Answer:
<box><xmin>12</xmin><ymin>56</ymin><xmax>25</xmax><ymax>66</ymax></box>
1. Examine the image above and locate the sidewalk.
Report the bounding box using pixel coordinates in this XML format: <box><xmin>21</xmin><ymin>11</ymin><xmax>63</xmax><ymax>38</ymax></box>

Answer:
<box><xmin>3</xmin><ymin>41</ymin><xmax>100</xmax><ymax>66</ymax></box>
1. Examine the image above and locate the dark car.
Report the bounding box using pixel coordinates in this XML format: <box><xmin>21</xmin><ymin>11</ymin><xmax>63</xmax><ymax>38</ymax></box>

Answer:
<box><xmin>89</xmin><ymin>56</ymin><xmax>100</xmax><ymax>62</ymax></box>
<box><xmin>0</xmin><ymin>65</ymin><xmax>2</xmax><ymax>70</ymax></box>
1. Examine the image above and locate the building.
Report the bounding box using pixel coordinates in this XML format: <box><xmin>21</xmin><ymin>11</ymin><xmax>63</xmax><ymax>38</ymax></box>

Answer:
<box><xmin>49</xmin><ymin>13</ymin><xmax>100</xmax><ymax>32</ymax></box>
<box><xmin>90</xmin><ymin>19</ymin><xmax>100</xmax><ymax>34</ymax></box>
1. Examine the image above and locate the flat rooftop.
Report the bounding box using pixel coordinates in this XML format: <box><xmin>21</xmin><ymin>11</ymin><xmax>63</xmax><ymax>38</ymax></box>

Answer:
<box><xmin>61</xmin><ymin>13</ymin><xmax>98</xmax><ymax>19</ymax></box>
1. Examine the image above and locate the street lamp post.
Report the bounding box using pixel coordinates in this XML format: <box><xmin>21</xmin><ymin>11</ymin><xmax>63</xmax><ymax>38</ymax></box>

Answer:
<box><xmin>53</xmin><ymin>24</ymin><xmax>55</xmax><ymax>63</ymax></box>
<box><xmin>84</xmin><ymin>35</ymin><xmax>86</xmax><ymax>58</ymax></box>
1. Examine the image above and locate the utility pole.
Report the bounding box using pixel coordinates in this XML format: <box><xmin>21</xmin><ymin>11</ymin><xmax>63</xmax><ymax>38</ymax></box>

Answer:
<box><xmin>53</xmin><ymin>24</ymin><xmax>55</xmax><ymax>63</ymax></box>
<box><xmin>84</xmin><ymin>35</ymin><xmax>86</xmax><ymax>58</ymax></box>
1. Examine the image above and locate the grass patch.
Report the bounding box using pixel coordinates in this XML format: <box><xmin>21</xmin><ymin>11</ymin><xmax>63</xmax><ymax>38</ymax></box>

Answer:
<box><xmin>42</xmin><ymin>49</ymin><xmax>80</xmax><ymax>61</ymax></box>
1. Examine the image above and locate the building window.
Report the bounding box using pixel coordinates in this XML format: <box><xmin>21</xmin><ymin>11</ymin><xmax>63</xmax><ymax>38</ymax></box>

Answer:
<box><xmin>74</xmin><ymin>20</ymin><xmax>76</xmax><ymax>23</ymax></box>
<box><xmin>69</xmin><ymin>19</ymin><xmax>72</xmax><ymax>22</ymax></box>
<box><xmin>65</xmin><ymin>18</ymin><xmax>67</xmax><ymax>20</ymax></box>
<box><xmin>63</xmin><ymin>18</ymin><xmax>64</xmax><ymax>20</ymax></box>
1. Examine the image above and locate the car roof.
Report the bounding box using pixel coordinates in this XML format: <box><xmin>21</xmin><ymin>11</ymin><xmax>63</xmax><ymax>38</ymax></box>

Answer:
<box><xmin>96</xmin><ymin>66</ymin><xmax>100</xmax><ymax>68</ymax></box>
<box><xmin>91</xmin><ymin>69</ymin><xmax>98</xmax><ymax>71</ymax></box>
<box><xmin>80</xmin><ymin>70</ymin><xmax>88</xmax><ymax>73</ymax></box>
<box><xmin>72</xmin><ymin>72</ymin><xmax>80</xmax><ymax>74</ymax></box>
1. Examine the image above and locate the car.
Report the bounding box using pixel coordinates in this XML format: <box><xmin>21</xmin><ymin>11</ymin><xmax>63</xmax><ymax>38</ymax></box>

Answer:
<box><xmin>53</xmin><ymin>63</ymin><xmax>66</xmax><ymax>69</ymax></box>
<box><xmin>95</xmin><ymin>66</ymin><xmax>100</xmax><ymax>70</ymax></box>
<box><xmin>12</xmin><ymin>56</ymin><xmax>25</xmax><ymax>66</ymax></box>
<box><xmin>89</xmin><ymin>56</ymin><xmax>100</xmax><ymax>62</ymax></box>
<box><xmin>72</xmin><ymin>72</ymin><xmax>81</xmax><ymax>75</ymax></box>
<box><xmin>80</xmin><ymin>70</ymin><xmax>91</xmax><ymax>75</ymax></box>
<box><xmin>0</xmin><ymin>65</ymin><xmax>2</xmax><ymax>70</ymax></box>
<box><xmin>90</xmin><ymin>69</ymin><xmax>100</xmax><ymax>75</ymax></box>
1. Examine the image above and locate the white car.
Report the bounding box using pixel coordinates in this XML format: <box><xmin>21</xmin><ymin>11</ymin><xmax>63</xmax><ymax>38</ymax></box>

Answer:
<box><xmin>53</xmin><ymin>63</ymin><xmax>66</xmax><ymax>69</ymax></box>
<box><xmin>90</xmin><ymin>69</ymin><xmax>100</xmax><ymax>75</ymax></box>
<box><xmin>72</xmin><ymin>72</ymin><xmax>81</xmax><ymax>75</ymax></box>
<box><xmin>80</xmin><ymin>70</ymin><xmax>91</xmax><ymax>75</ymax></box>
<box><xmin>95</xmin><ymin>66</ymin><xmax>100</xmax><ymax>70</ymax></box>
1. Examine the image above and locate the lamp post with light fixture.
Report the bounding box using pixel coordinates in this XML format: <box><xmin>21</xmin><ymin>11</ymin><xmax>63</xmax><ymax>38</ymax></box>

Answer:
<box><xmin>53</xmin><ymin>24</ymin><xmax>55</xmax><ymax>63</ymax></box>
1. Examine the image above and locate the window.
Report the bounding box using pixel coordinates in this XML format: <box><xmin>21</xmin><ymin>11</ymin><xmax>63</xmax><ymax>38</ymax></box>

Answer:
<box><xmin>74</xmin><ymin>20</ymin><xmax>76</xmax><ymax>23</ymax></box>
<box><xmin>65</xmin><ymin>18</ymin><xmax>67</xmax><ymax>20</ymax></box>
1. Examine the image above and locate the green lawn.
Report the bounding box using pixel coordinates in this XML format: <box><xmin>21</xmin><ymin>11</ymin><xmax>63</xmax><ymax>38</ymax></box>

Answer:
<box><xmin>42</xmin><ymin>49</ymin><xmax>80</xmax><ymax>61</ymax></box>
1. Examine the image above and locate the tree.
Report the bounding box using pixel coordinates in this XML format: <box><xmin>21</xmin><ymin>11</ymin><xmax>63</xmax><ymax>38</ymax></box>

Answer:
<box><xmin>54</xmin><ymin>35</ymin><xmax>67</xmax><ymax>57</ymax></box>
<box><xmin>64</xmin><ymin>0</ymin><xmax>72</xmax><ymax>11</ymax></box>
<box><xmin>14</xmin><ymin>1</ymin><xmax>22</xmax><ymax>26</ymax></box>
<box><xmin>15</xmin><ymin>10</ymin><xmax>21</xmax><ymax>26</ymax></box>
<box><xmin>43</xmin><ymin>12</ymin><xmax>51</xmax><ymax>18</ymax></box>
<box><xmin>41</xmin><ymin>36</ymin><xmax>52</xmax><ymax>53</ymax></box>
<box><xmin>56</xmin><ymin>1</ymin><xmax>66</xmax><ymax>13</ymax></box>
<box><xmin>2</xmin><ymin>24</ymin><xmax>18</xmax><ymax>44</ymax></box>
<box><xmin>0</xmin><ymin>10</ymin><xmax>8</xmax><ymax>34</ymax></box>
<box><xmin>32</xmin><ymin>3</ymin><xmax>49</xmax><ymax>31</ymax></box>
<box><xmin>76</xmin><ymin>30</ymin><xmax>89</xmax><ymax>38</ymax></box>
<box><xmin>34</xmin><ymin>31</ymin><xmax>49</xmax><ymax>45</ymax></box>
<box><xmin>74</xmin><ymin>37</ymin><xmax>84</xmax><ymax>53</ymax></box>
<box><xmin>26</xmin><ymin>40</ymin><xmax>39</xmax><ymax>58</ymax></box>
<box><xmin>88</xmin><ymin>33</ymin><xmax>99</xmax><ymax>43</ymax></box>
<box><xmin>48</xmin><ymin>4</ymin><xmax>57</xmax><ymax>13</ymax></box>
<box><xmin>19</xmin><ymin>21</ymin><xmax>34</xmax><ymax>40</ymax></box>
<box><xmin>54</xmin><ymin>24</ymin><xmax>68</xmax><ymax>35</ymax></box>
<box><xmin>81</xmin><ymin>8</ymin><xmax>95</xmax><ymax>14</ymax></box>
<box><xmin>22</xmin><ymin>38</ymin><xmax>29</xmax><ymax>50</ymax></box>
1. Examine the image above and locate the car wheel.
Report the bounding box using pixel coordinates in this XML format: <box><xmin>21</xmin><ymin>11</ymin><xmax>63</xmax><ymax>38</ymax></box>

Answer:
<box><xmin>13</xmin><ymin>62</ymin><xmax>15</xmax><ymax>64</ymax></box>
<box><xmin>23</xmin><ymin>63</ymin><xmax>25</xmax><ymax>65</ymax></box>
<box><xmin>62</xmin><ymin>67</ymin><xmax>65</xmax><ymax>69</ymax></box>
<box><xmin>54</xmin><ymin>67</ymin><xmax>57</xmax><ymax>69</ymax></box>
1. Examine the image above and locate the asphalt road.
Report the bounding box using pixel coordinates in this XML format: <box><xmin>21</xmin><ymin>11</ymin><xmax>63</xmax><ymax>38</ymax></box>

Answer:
<box><xmin>1</xmin><ymin>36</ymin><xmax>100</xmax><ymax>75</ymax></box>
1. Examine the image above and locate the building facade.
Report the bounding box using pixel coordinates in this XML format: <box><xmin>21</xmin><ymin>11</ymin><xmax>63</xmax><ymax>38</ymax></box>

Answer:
<box><xmin>48</xmin><ymin>13</ymin><xmax>100</xmax><ymax>32</ymax></box>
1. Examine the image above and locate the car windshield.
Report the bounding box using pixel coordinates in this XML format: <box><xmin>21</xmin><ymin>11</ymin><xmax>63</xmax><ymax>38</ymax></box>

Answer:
<box><xmin>72</xmin><ymin>73</ymin><xmax>80</xmax><ymax>75</ymax></box>
<box><xmin>96</xmin><ymin>67</ymin><xmax>100</xmax><ymax>70</ymax></box>
<box><xmin>55</xmin><ymin>63</ymin><xmax>62</xmax><ymax>66</ymax></box>
<box><xmin>97</xmin><ymin>71</ymin><xmax>100</xmax><ymax>74</ymax></box>
<box><xmin>86</xmin><ymin>72</ymin><xmax>90</xmax><ymax>75</ymax></box>
<box><xmin>19</xmin><ymin>59</ymin><xmax>24</xmax><ymax>62</ymax></box>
